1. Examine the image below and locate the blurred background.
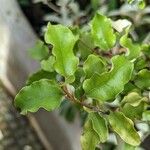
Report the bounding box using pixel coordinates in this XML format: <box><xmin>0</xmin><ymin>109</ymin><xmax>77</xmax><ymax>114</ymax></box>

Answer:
<box><xmin>0</xmin><ymin>0</ymin><xmax>150</xmax><ymax>150</ymax></box>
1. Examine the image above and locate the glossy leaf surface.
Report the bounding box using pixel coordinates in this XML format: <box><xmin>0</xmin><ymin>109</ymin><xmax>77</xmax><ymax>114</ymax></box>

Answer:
<box><xmin>89</xmin><ymin>113</ymin><xmax>108</xmax><ymax>142</ymax></box>
<box><xmin>83</xmin><ymin>55</ymin><xmax>133</xmax><ymax>101</ymax></box>
<box><xmin>81</xmin><ymin>119</ymin><xmax>99</xmax><ymax>150</ymax></box>
<box><xmin>120</xmin><ymin>28</ymin><xmax>141</xmax><ymax>60</ymax></box>
<box><xmin>91</xmin><ymin>13</ymin><xmax>116</xmax><ymax>50</ymax></box>
<box><xmin>108</xmin><ymin>111</ymin><xmax>140</xmax><ymax>146</ymax></box>
<box><xmin>26</xmin><ymin>70</ymin><xmax>56</xmax><ymax>85</ymax></box>
<box><xmin>15</xmin><ymin>79</ymin><xmax>63</xmax><ymax>114</ymax></box>
<box><xmin>83</xmin><ymin>54</ymin><xmax>106</xmax><ymax>78</ymax></box>
<box><xmin>45</xmin><ymin>23</ymin><xmax>79</xmax><ymax>82</ymax></box>
<box><xmin>41</xmin><ymin>56</ymin><xmax>55</xmax><ymax>72</ymax></box>
<box><xmin>29</xmin><ymin>40</ymin><xmax>49</xmax><ymax>60</ymax></box>
<box><xmin>134</xmin><ymin>69</ymin><xmax>150</xmax><ymax>89</ymax></box>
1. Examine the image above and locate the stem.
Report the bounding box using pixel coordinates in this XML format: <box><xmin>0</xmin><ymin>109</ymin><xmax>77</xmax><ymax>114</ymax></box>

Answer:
<box><xmin>62</xmin><ymin>86</ymin><xmax>109</xmax><ymax>115</ymax></box>
<box><xmin>46</xmin><ymin>0</ymin><xmax>60</xmax><ymax>14</ymax></box>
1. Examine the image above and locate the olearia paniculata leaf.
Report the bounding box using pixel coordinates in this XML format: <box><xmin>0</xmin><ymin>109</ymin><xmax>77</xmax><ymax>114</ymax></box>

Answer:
<box><xmin>14</xmin><ymin>9</ymin><xmax>150</xmax><ymax>150</ymax></box>
<box><xmin>83</xmin><ymin>55</ymin><xmax>134</xmax><ymax>102</ymax></box>
<box><xmin>81</xmin><ymin>113</ymin><xmax>108</xmax><ymax>150</ymax></box>
<box><xmin>108</xmin><ymin>111</ymin><xmax>140</xmax><ymax>146</ymax></box>
<box><xmin>15</xmin><ymin>79</ymin><xmax>63</xmax><ymax>114</ymax></box>
<box><xmin>120</xmin><ymin>27</ymin><xmax>141</xmax><ymax>61</ymax></box>
<box><xmin>90</xmin><ymin>13</ymin><xmax>116</xmax><ymax>51</ymax></box>
<box><xmin>44</xmin><ymin>23</ymin><xmax>79</xmax><ymax>83</ymax></box>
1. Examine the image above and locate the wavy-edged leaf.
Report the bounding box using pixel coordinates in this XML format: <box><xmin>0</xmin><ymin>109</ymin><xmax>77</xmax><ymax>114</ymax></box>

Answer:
<box><xmin>83</xmin><ymin>55</ymin><xmax>133</xmax><ymax>102</ymax></box>
<box><xmin>108</xmin><ymin>111</ymin><xmax>140</xmax><ymax>146</ymax></box>
<box><xmin>123</xmin><ymin>82</ymin><xmax>140</xmax><ymax>94</ymax></box>
<box><xmin>134</xmin><ymin>69</ymin><xmax>150</xmax><ymax>89</ymax></box>
<box><xmin>77</xmin><ymin>32</ymin><xmax>94</xmax><ymax>60</ymax></box>
<box><xmin>121</xmin><ymin>92</ymin><xmax>148</xmax><ymax>107</ymax></box>
<box><xmin>83</xmin><ymin>54</ymin><xmax>106</xmax><ymax>78</ymax></box>
<box><xmin>81</xmin><ymin>119</ymin><xmax>99</xmax><ymax>150</ymax></box>
<box><xmin>89</xmin><ymin>113</ymin><xmax>108</xmax><ymax>142</ymax></box>
<box><xmin>15</xmin><ymin>79</ymin><xmax>63</xmax><ymax>114</ymax></box>
<box><xmin>123</xmin><ymin>143</ymin><xmax>136</xmax><ymax>150</ymax></box>
<box><xmin>121</xmin><ymin>102</ymin><xmax>145</xmax><ymax>120</ymax></box>
<box><xmin>90</xmin><ymin>13</ymin><xmax>116</xmax><ymax>51</ymax></box>
<box><xmin>41</xmin><ymin>56</ymin><xmax>55</xmax><ymax>72</ymax></box>
<box><xmin>26</xmin><ymin>70</ymin><xmax>56</xmax><ymax>85</ymax></box>
<box><xmin>45</xmin><ymin>23</ymin><xmax>79</xmax><ymax>83</ymax></box>
<box><xmin>120</xmin><ymin>28</ymin><xmax>141</xmax><ymax>60</ymax></box>
<box><xmin>28</xmin><ymin>40</ymin><xmax>49</xmax><ymax>60</ymax></box>
<box><xmin>142</xmin><ymin>110</ymin><xmax>150</xmax><ymax>121</ymax></box>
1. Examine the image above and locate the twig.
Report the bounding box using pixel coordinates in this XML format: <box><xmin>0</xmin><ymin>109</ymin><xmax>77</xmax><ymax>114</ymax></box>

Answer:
<box><xmin>46</xmin><ymin>0</ymin><xmax>60</xmax><ymax>14</ymax></box>
<box><xmin>62</xmin><ymin>86</ymin><xmax>109</xmax><ymax>115</ymax></box>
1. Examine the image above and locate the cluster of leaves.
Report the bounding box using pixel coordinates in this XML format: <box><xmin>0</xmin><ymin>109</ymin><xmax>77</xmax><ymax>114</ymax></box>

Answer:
<box><xmin>14</xmin><ymin>11</ymin><xmax>150</xmax><ymax>150</ymax></box>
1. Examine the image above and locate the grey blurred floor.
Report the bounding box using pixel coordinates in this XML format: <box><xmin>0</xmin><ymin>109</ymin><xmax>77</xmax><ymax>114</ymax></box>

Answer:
<box><xmin>0</xmin><ymin>87</ymin><xmax>45</xmax><ymax>150</ymax></box>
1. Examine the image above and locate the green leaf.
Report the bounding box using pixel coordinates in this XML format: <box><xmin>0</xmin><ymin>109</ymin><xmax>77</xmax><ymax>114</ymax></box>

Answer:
<box><xmin>120</xmin><ymin>28</ymin><xmax>141</xmax><ymax>60</ymax></box>
<box><xmin>15</xmin><ymin>79</ymin><xmax>63</xmax><ymax>114</ymax></box>
<box><xmin>89</xmin><ymin>113</ymin><xmax>108</xmax><ymax>142</ymax></box>
<box><xmin>83</xmin><ymin>54</ymin><xmax>106</xmax><ymax>78</ymax></box>
<box><xmin>45</xmin><ymin>23</ymin><xmax>79</xmax><ymax>82</ymax></box>
<box><xmin>138</xmin><ymin>0</ymin><xmax>146</xmax><ymax>9</ymax></box>
<box><xmin>26</xmin><ymin>70</ymin><xmax>56</xmax><ymax>85</ymax></box>
<box><xmin>83</xmin><ymin>55</ymin><xmax>133</xmax><ymax>102</ymax></box>
<box><xmin>142</xmin><ymin>44</ymin><xmax>150</xmax><ymax>57</ymax></box>
<box><xmin>81</xmin><ymin>119</ymin><xmax>99</xmax><ymax>150</ymax></box>
<box><xmin>77</xmin><ymin>32</ymin><xmax>94</xmax><ymax>60</ymax></box>
<box><xmin>41</xmin><ymin>56</ymin><xmax>55</xmax><ymax>72</ymax></box>
<box><xmin>121</xmin><ymin>102</ymin><xmax>145</xmax><ymax>120</ymax></box>
<box><xmin>142</xmin><ymin>111</ymin><xmax>150</xmax><ymax>121</ymax></box>
<box><xmin>90</xmin><ymin>13</ymin><xmax>116</xmax><ymax>51</ymax></box>
<box><xmin>134</xmin><ymin>57</ymin><xmax>147</xmax><ymax>71</ymax></box>
<box><xmin>28</xmin><ymin>40</ymin><xmax>49</xmax><ymax>60</ymax></box>
<box><xmin>72</xmin><ymin>67</ymin><xmax>85</xmax><ymax>88</ymax></box>
<box><xmin>134</xmin><ymin>69</ymin><xmax>150</xmax><ymax>89</ymax></box>
<box><xmin>123</xmin><ymin>82</ymin><xmax>140</xmax><ymax>95</ymax></box>
<box><xmin>123</xmin><ymin>143</ymin><xmax>136</xmax><ymax>150</ymax></box>
<box><xmin>108</xmin><ymin>111</ymin><xmax>140</xmax><ymax>146</ymax></box>
<box><xmin>121</xmin><ymin>92</ymin><xmax>147</xmax><ymax>107</ymax></box>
